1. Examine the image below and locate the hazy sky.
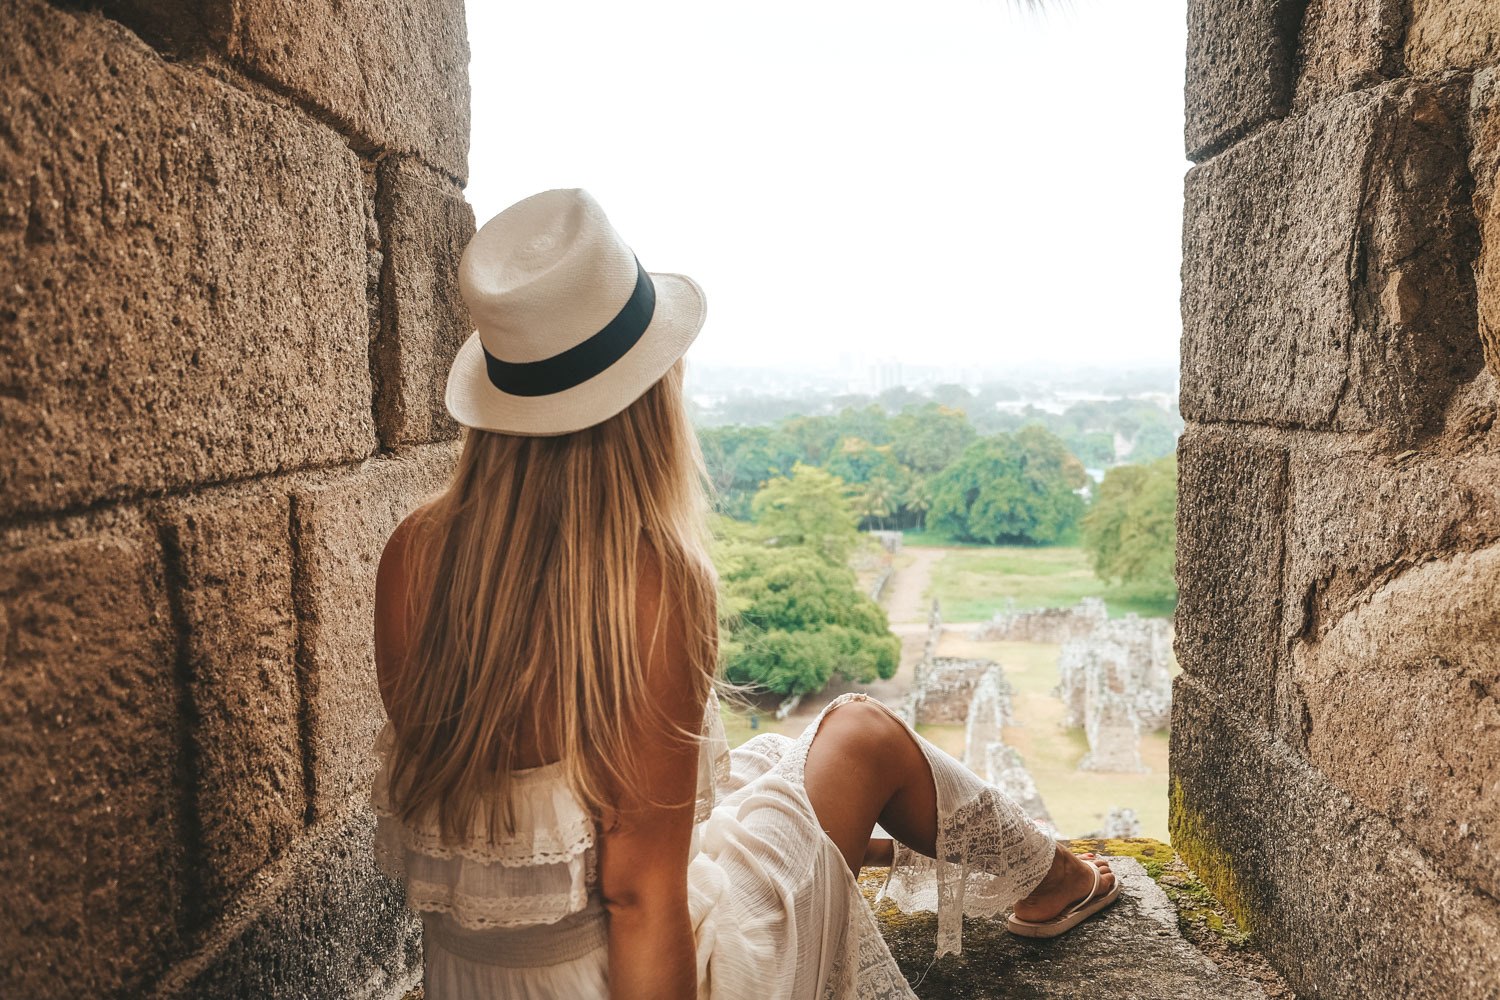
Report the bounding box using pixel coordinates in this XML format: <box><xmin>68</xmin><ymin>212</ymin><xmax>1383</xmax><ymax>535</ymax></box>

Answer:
<box><xmin>465</xmin><ymin>0</ymin><xmax>1188</xmax><ymax>371</ymax></box>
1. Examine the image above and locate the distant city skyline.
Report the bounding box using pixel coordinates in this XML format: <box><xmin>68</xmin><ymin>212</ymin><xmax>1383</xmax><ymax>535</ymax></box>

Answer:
<box><xmin>465</xmin><ymin>0</ymin><xmax>1188</xmax><ymax>370</ymax></box>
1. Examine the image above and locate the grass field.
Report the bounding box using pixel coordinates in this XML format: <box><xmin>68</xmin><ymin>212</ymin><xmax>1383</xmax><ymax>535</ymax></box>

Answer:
<box><xmin>922</xmin><ymin>544</ymin><xmax>1176</xmax><ymax>620</ymax></box>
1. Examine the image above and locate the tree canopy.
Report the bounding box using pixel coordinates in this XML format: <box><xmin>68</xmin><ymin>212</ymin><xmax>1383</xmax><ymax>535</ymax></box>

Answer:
<box><xmin>716</xmin><ymin>468</ymin><xmax>899</xmax><ymax>696</ymax></box>
<box><xmin>717</xmin><ymin>543</ymin><xmax>899</xmax><ymax>696</ymax></box>
<box><xmin>1081</xmin><ymin>455</ymin><xmax>1177</xmax><ymax>597</ymax></box>
<box><xmin>927</xmin><ymin>426</ymin><xmax>1088</xmax><ymax>544</ymax></box>
<box><xmin>749</xmin><ymin>463</ymin><xmax>860</xmax><ymax>564</ymax></box>
<box><xmin>697</xmin><ymin>394</ymin><xmax>1180</xmax><ymax>530</ymax></box>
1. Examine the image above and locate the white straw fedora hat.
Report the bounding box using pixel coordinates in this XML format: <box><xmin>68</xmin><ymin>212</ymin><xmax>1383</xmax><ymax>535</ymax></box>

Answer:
<box><xmin>445</xmin><ymin>188</ymin><xmax>706</xmax><ymax>435</ymax></box>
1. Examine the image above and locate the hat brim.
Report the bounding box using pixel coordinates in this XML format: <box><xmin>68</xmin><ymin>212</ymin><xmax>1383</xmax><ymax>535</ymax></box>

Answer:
<box><xmin>444</xmin><ymin>272</ymin><xmax>706</xmax><ymax>436</ymax></box>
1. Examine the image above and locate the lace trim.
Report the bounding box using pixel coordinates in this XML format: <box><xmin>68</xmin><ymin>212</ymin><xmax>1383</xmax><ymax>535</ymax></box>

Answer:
<box><xmin>372</xmin><ymin>802</ymin><xmax>596</xmax><ymax>866</ymax></box>
<box><xmin>375</xmin><ymin>831</ymin><xmax>598</xmax><ymax>930</ymax></box>
<box><xmin>404</xmin><ymin>878</ymin><xmax>593</xmax><ymax>930</ymax></box>
<box><xmin>878</xmin><ymin>785</ymin><xmax>1055</xmax><ymax>959</ymax></box>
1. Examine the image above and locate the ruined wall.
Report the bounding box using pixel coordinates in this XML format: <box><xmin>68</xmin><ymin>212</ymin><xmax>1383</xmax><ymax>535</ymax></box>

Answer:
<box><xmin>1174</xmin><ymin>2</ymin><xmax>1500</xmax><ymax>997</ymax></box>
<box><xmin>0</xmin><ymin>1</ymin><xmax>473</xmax><ymax>995</ymax></box>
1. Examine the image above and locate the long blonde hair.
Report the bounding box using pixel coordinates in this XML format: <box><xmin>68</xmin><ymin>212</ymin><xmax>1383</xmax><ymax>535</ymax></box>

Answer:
<box><xmin>385</xmin><ymin>360</ymin><xmax>718</xmax><ymax>843</ymax></box>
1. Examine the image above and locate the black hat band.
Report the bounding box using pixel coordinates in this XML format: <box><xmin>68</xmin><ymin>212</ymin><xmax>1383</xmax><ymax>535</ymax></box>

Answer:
<box><xmin>482</xmin><ymin>258</ymin><xmax>656</xmax><ymax>397</ymax></box>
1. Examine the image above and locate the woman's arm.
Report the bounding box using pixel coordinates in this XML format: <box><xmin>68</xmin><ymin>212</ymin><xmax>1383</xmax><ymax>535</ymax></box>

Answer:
<box><xmin>597</xmin><ymin>549</ymin><xmax>706</xmax><ymax>1000</ymax></box>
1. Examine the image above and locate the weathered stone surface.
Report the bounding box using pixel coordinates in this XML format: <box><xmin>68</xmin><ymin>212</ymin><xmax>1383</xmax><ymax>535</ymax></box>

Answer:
<box><xmin>1185</xmin><ymin>0</ymin><xmax>1303</xmax><ymax>159</ymax></box>
<box><xmin>970</xmin><ymin>597</ymin><xmax>1106</xmax><ymax>644</ymax></box>
<box><xmin>1406</xmin><ymin>0</ymin><xmax>1500</xmax><ymax>76</ymax></box>
<box><xmin>911</xmin><ymin>657</ymin><xmax>997</xmax><ymax>725</ymax></box>
<box><xmin>872</xmin><ymin>854</ymin><xmax>1269</xmax><ymax>999</ymax></box>
<box><xmin>1470</xmin><ymin>70</ymin><xmax>1500</xmax><ymax>382</ymax></box>
<box><xmin>101</xmin><ymin>0</ymin><xmax>469</xmax><ymax>180</ymax></box>
<box><xmin>0</xmin><ymin>0</ymin><xmax>376</xmax><ymax>518</ymax></box>
<box><xmin>162</xmin><ymin>808</ymin><xmax>421</xmax><ymax>999</ymax></box>
<box><xmin>374</xmin><ymin>157</ymin><xmax>475</xmax><ymax>447</ymax></box>
<box><xmin>161</xmin><ymin>490</ymin><xmax>305</xmax><ymax>914</ymax></box>
<box><xmin>0</xmin><ymin>525</ymin><xmax>186</xmax><ymax>996</ymax></box>
<box><xmin>293</xmin><ymin>445</ymin><xmax>458</xmax><ymax>816</ymax></box>
<box><xmin>233</xmin><ymin>0</ymin><xmax>470</xmax><ymax>180</ymax></box>
<box><xmin>1175</xmin><ymin>428</ymin><xmax>1288</xmax><ymax>728</ymax></box>
<box><xmin>1281</xmin><ymin>436</ymin><xmax>1500</xmax><ymax>648</ymax></box>
<box><xmin>1171</xmin><ymin>676</ymin><xmax>1500</xmax><ymax>1000</ymax></box>
<box><xmin>1181</xmin><ymin>79</ymin><xmax>1481</xmax><ymax>439</ymax></box>
<box><xmin>1293</xmin><ymin>544</ymin><xmax>1500</xmax><ymax>898</ymax></box>
<box><xmin>1292</xmin><ymin>0</ymin><xmax>1403</xmax><ymax>109</ymax></box>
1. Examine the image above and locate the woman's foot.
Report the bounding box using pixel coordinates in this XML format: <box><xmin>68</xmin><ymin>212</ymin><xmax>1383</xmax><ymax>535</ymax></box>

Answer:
<box><xmin>1011</xmin><ymin>844</ymin><xmax>1116</xmax><ymax>923</ymax></box>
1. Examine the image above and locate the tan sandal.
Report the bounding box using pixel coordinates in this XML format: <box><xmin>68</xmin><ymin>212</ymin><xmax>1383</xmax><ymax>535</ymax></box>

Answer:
<box><xmin>1005</xmin><ymin>856</ymin><xmax>1121</xmax><ymax>938</ymax></box>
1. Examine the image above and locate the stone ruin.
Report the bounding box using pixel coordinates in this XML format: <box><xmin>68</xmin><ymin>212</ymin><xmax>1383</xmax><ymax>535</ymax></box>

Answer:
<box><xmin>1056</xmin><ymin>615</ymin><xmax>1173</xmax><ymax>774</ymax></box>
<box><xmin>903</xmin><ymin>602</ymin><xmax>1054</xmax><ymax>831</ymax></box>
<box><xmin>971</xmin><ymin>597</ymin><xmax>1109</xmax><ymax>644</ymax></box>
<box><xmin>1057</xmin><ymin>616</ymin><xmax>1173</xmax><ymax>732</ymax></box>
<box><xmin>909</xmin><ymin>657</ymin><xmax>1008</xmax><ymax>726</ymax></box>
<box><xmin>962</xmin><ymin>665</ymin><xmax>1016</xmax><ymax>767</ymax></box>
<box><xmin>1079</xmin><ymin>684</ymin><xmax>1148</xmax><ymax>774</ymax></box>
<box><xmin>1081</xmin><ymin>807</ymin><xmax>1141</xmax><ymax>841</ymax></box>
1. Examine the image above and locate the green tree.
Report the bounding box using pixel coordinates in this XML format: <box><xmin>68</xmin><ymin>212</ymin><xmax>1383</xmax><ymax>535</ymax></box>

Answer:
<box><xmin>825</xmin><ymin>436</ymin><xmax>905</xmax><ymax>486</ymax></box>
<box><xmin>717</xmin><ymin>543</ymin><xmax>900</xmax><ymax>696</ymax></box>
<box><xmin>855</xmin><ymin>475</ymin><xmax>902</xmax><ymax>531</ymax></box>
<box><xmin>830</xmin><ymin>404</ymin><xmax>892</xmax><ymax>446</ymax></box>
<box><xmin>749</xmin><ymin>463</ymin><xmax>859</xmax><ymax>564</ymax></box>
<box><xmin>698</xmin><ymin>424</ymin><xmax>788</xmax><ymax>518</ymax></box>
<box><xmin>889</xmin><ymin>404</ymin><xmax>976</xmax><ymax>476</ymax></box>
<box><xmin>1082</xmin><ymin>455</ymin><xmax>1177</xmax><ymax>597</ymax></box>
<box><xmin>1064</xmin><ymin>430</ymin><xmax>1117</xmax><ymax>469</ymax></box>
<box><xmin>927</xmin><ymin>426</ymin><xmax>1088</xmax><ymax>544</ymax></box>
<box><xmin>903</xmin><ymin>475</ymin><xmax>933</xmax><ymax>532</ymax></box>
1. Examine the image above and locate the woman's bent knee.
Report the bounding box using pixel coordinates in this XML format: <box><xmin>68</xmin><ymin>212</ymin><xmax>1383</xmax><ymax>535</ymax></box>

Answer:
<box><xmin>814</xmin><ymin>698</ymin><xmax>910</xmax><ymax>763</ymax></box>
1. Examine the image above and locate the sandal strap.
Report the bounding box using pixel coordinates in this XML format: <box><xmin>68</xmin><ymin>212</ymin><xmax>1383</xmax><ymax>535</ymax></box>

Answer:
<box><xmin>1063</xmin><ymin>859</ymin><xmax>1103</xmax><ymax>916</ymax></box>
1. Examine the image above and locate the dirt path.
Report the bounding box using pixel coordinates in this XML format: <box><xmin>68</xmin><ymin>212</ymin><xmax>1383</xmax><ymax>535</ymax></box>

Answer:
<box><xmin>774</xmin><ymin>546</ymin><xmax>950</xmax><ymax>730</ymax></box>
<box><xmin>882</xmin><ymin>546</ymin><xmax>948</xmax><ymax>625</ymax></box>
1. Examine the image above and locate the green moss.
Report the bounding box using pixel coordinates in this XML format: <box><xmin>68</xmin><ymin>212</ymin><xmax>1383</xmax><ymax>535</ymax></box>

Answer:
<box><xmin>1167</xmin><ymin>777</ymin><xmax>1256</xmax><ymax>941</ymax></box>
<box><xmin>858</xmin><ymin>834</ymin><xmax>1254</xmax><ymax>951</ymax></box>
<box><xmin>1067</xmin><ymin>836</ymin><xmax>1172</xmax><ymax>879</ymax></box>
<box><xmin>1065</xmin><ymin>835</ymin><xmax>1252</xmax><ymax>949</ymax></box>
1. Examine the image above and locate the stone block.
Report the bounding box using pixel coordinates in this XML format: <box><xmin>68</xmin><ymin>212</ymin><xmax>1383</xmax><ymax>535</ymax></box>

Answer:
<box><xmin>1292</xmin><ymin>0</ymin><xmax>1403</xmax><ymax>110</ymax></box>
<box><xmin>1174</xmin><ymin>428</ymin><xmax>1288</xmax><ymax>728</ymax></box>
<box><xmin>164</xmin><ymin>809</ymin><xmax>421</xmax><ymax>999</ymax></box>
<box><xmin>0</xmin><ymin>524</ymin><xmax>186</xmax><ymax>996</ymax></box>
<box><xmin>1171</xmin><ymin>676</ymin><xmax>1500</xmax><ymax>1000</ymax></box>
<box><xmin>374</xmin><ymin>157</ymin><xmax>475</xmax><ymax>447</ymax></box>
<box><xmin>0</xmin><ymin>0</ymin><xmax>376</xmax><ymax>519</ymax></box>
<box><xmin>234</xmin><ymin>0</ymin><xmax>469</xmax><ymax>179</ymax></box>
<box><xmin>1181</xmin><ymin>79</ymin><xmax>1481</xmax><ymax>440</ymax></box>
<box><xmin>871</xmin><ymin>851</ymin><xmax>1271</xmax><ymax>999</ymax></box>
<box><xmin>1185</xmin><ymin>0</ymin><xmax>1303</xmax><ymax>159</ymax></box>
<box><xmin>160</xmin><ymin>490</ymin><xmax>306</xmax><ymax>914</ymax></box>
<box><xmin>293</xmin><ymin>444</ymin><xmax>458</xmax><ymax>817</ymax></box>
<box><xmin>1292</xmin><ymin>544</ymin><xmax>1500</xmax><ymax>899</ymax></box>
<box><xmin>97</xmin><ymin>0</ymin><xmax>470</xmax><ymax>180</ymax></box>
<box><xmin>1406</xmin><ymin>0</ymin><xmax>1500</xmax><ymax>76</ymax></box>
<box><xmin>1469</xmin><ymin>70</ymin><xmax>1500</xmax><ymax>382</ymax></box>
<box><xmin>1281</xmin><ymin>439</ymin><xmax>1500</xmax><ymax>647</ymax></box>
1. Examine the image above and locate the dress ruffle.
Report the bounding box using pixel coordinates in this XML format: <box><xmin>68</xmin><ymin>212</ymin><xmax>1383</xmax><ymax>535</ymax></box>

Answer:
<box><xmin>372</xmin><ymin>690</ymin><xmax>730</xmax><ymax>930</ymax></box>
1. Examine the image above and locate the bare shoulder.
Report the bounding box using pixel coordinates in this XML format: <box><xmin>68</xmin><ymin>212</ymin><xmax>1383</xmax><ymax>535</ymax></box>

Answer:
<box><xmin>374</xmin><ymin>499</ymin><xmax>439</xmax><ymax>716</ymax></box>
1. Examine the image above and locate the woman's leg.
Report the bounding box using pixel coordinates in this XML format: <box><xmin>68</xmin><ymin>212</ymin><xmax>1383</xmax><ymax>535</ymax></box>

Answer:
<box><xmin>803</xmin><ymin>697</ymin><xmax>1114</xmax><ymax>920</ymax></box>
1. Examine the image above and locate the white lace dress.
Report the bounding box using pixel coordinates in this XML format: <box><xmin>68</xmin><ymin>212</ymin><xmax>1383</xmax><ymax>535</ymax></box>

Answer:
<box><xmin>372</xmin><ymin>691</ymin><xmax>1057</xmax><ymax>999</ymax></box>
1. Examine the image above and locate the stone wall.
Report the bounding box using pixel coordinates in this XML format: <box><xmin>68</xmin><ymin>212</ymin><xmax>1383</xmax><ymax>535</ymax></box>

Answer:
<box><xmin>1175</xmin><ymin>3</ymin><xmax>1500</xmax><ymax>997</ymax></box>
<box><xmin>909</xmin><ymin>656</ymin><xmax>1003</xmax><ymax>725</ymax></box>
<box><xmin>0</xmin><ymin>2</ymin><xmax>472</xmax><ymax>996</ymax></box>
<box><xmin>970</xmin><ymin>597</ymin><xmax>1109</xmax><ymax>644</ymax></box>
